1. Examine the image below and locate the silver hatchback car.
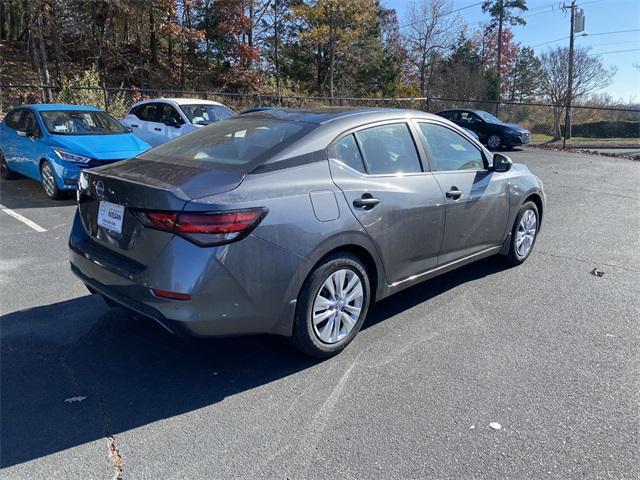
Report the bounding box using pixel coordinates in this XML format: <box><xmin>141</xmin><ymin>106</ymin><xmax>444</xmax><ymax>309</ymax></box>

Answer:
<box><xmin>69</xmin><ymin>108</ymin><xmax>545</xmax><ymax>357</ymax></box>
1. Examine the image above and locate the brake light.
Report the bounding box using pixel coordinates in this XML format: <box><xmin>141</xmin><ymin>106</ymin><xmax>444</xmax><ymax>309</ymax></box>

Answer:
<box><xmin>134</xmin><ymin>208</ymin><xmax>267</xmax><ymax>246</ymax></box>
<box><xmin>151</xmin><ymin>289</ymin><xmax>191</xmax><ymax>301</ymax></box>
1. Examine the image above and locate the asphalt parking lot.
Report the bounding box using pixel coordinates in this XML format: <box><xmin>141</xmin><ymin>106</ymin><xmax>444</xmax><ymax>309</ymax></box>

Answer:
<box><xmin>1</xmin><ymin>148</ymin><xmax>638</xmax><ymax>480</ymax></box>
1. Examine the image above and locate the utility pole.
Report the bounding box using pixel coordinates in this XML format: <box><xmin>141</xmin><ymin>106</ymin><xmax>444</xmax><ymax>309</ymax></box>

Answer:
<box><xmin>495</xmin><ymin>0</ymin><xmax>504</xmax><ymax>117</ymax></box>
<box><xmin>562</xmin><ymin>0</ymin><xmax>577</xmax><ymax>148</ymax></box>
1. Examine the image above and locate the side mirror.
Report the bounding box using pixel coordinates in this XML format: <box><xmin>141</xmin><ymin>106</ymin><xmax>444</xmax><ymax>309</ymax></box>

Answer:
<box><xmin>493</xmin><ymin>153</ymin><xmax>512</xmax><ymax>172</ymax></box>
<box><xmin>17</xmin><ymin>129</ymin><xmax>34</xmax><ymax>138</ymax></box>
<box><xmin>164</xmin><ymin>119</ymin><xmax>181</xmax><ymax>128</ymax></box>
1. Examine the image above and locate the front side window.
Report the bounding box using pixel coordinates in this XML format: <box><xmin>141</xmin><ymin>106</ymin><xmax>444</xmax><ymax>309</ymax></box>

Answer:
<box><xmin>39</xmin><ymin>110</ymin><xmax>127</xmax><ymax>135</ymax></box>
<box><xmin>180</xmin><ymin>104</ymin><xmax>235</xmax><ymax>125</ymax></box>
<box><xmin>460</xmin><ymin>111</ymin><xmax>482</xmax><ymax>124</ymax></box>
<box><xmin>354</xmin><ymin>123</ymin><xmax>422</xmax><ymax>175</ymax></box>
<box><xmin>22</xmin><ymin>111</ymin><xmax>42</xmax><ymax>138</ymax></box>
<box><xmin>475</xmin><ymin>111</ymin><xmax>502</xmax><ymax>123</ymax></box>
<box><xmin>139</xmin><ymin>117</ymin><xmax>314</xmax><ymax>171</ymax></box>
<box><xmin>332</xmin><ymin>134</ymin><xmax>365</xmax><ymax>173</ymax></box>
<box><xmin>419</xmin><ymin>122</ymin><xmax>485</xmax><ymax>172</ymax></box>
<box><xmin>158</xmin><ymin>104</ymin><xmax>184</xmax><ymax>125</ymax></box>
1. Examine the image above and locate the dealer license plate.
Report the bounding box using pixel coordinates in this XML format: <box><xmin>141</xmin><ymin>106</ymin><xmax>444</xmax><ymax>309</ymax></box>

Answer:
<box><xmin>97</xmin><ymin>200</ymin><xmax>125</xmax><ymax>234</ymax></box>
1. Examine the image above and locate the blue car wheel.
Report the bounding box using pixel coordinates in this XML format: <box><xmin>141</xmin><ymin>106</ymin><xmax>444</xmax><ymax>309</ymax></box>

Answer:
<box><xmin>40</xmin><ymin>161</ymin><xmax>63</xmax><ymax>199</ymax></box>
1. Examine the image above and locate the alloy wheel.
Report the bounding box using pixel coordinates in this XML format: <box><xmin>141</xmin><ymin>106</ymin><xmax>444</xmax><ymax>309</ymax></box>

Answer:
<box><xmin>312</xmin><ymin>269</ymin><xmax>364</xmax><ymax>344</ymax></box>
<box><xmin>41</xmin><ymin>163</ymin><xmax>57</xmax><ymax>198</ymax></box>
<box><xmin>515</xmin><ymin>209</ymin><xmax>537</xmax><ymax>258</ymax></box>
<box><xmin>487</xmin><ymin>135</ymin><xmax>502</xmax><ymax>149</ymax></box>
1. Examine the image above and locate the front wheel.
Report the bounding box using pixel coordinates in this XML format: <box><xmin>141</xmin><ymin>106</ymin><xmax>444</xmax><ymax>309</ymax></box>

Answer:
<box><xmin>503</xmin><ymin>201</ymin><xmax>539</xmax><ymax>266</ymax></box>
<box><xmin>291</xmin><ymin>253</ymin><xmax>371</xmax><ymax>357</ymax></box>
<box><xmin>40</xmin><ymin>161</ymin><xmax>63</xmax><ymax>200</ymax></box>
<box><xmin>487</xmin><ymin>134</ymin><xmax>502</xmax><ymax>150</ymax></box>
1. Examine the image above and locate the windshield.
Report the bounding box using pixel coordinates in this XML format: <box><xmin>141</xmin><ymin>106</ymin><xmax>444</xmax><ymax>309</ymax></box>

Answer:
<box><xmin>40</xmin><ymin>110</ymin><xmax>127</xmax><ymax>135</ymax></box>
<box><xmin>475</xmin><ymin>111</ymin><xmax>503</xmax><ymax>123</ymax></box>
<box><xmin>139</xmin><ymin>117</ymin><xmax>315</xmax><ymax>171</ymax></box>
<box><xmin>180</xmin><ymin>104</ymin><xmax>235</xmax><ymax>125</ymax></box>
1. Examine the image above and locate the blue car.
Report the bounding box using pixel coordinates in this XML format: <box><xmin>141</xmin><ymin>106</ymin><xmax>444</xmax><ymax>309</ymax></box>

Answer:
<box><xmin>0</xmin><ymin>104</ymin><xmax>150</xmax><ymax>199</ymax></box>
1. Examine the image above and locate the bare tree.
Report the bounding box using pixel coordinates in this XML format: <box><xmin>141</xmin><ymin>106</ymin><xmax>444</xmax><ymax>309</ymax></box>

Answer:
<box><xmin>403</xmin><ymin>0</ymin><xmax>460</xmax><ymax>97</ymax></box>
<box><xmin>539</xmin><ymin>46</ymin><xmax>616</xmax><ymax>140</ymax></box>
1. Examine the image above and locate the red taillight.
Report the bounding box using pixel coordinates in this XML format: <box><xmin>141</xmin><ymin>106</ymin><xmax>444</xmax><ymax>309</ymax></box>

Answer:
<box><xmin>140</xmin><ymin>211</ymin><xmax>178</xmax><ymax>231</ymax></box>
<box><xmin>177</xmin><ymin>211</ymin><xmax>263</xmax><ymax>234</ymax></box>
<box><xmin>134</xmin><ymin>208</ymin><xmax>267</xmax><ymax>246</ymax></box>
<box><xmin>151</xmin><ymin>288</ymin><xmax>191</xmax><ymax>301</ymax></box>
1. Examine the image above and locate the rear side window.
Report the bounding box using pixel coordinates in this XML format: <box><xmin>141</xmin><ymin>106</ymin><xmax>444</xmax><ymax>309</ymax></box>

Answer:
<box><xmin>139</xmin><ymin>118</ymin><xmax>315</xmax><ymax>171</ymax></box>
<box><xmin>333</xmin><ymin>134</ymin><xmax>365</xmax><ymax>173</ymax></box>
<box><xmin>355</xmin><ymin>123</ymin><xmax>422</xmax><ymax>175</ymax></box>
<box><xmin>5</xmin><ymin>109</ymin><xmax>24</xmax><ymax>130</ymax></box>
<box><xmin>134</xmin><ymin>103</ymin><xmax>160</xmax><ymax>122</ymax></box>
<box><xmin>439</xmin><ymin>111</ymin><xmax>458</xmax><ymax>121</ymax></box>
<box><xmin>419</xmin><ymin>123</ymin><xmax>485</xmax><ymax>172</ymax></box>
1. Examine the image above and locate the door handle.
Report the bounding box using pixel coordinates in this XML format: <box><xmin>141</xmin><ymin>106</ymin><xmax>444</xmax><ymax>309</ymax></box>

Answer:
<box><xmin>154</xmin><ymin>127</ymin><xmax>162</xmax><ymax>131</ymax></box>
<box><xmin>445</xmin><ymin>187</ymin><xmax>463</xmax><ymax>199</ymax></box>
<box><xmin>131</xmin><ymin>124</ymin><xmax>139</xmax><ymax>128</ymax></box>
<box><xmin>353</xmin><ymin>194</ymin><xmax>380</xmax><ymax>209</ymax></box>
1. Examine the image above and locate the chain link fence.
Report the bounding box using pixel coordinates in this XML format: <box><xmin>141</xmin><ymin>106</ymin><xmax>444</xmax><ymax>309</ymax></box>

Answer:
<box><xmin>1</xmin><ymin>84</ymin><xmax>639</xmax><ymax>145</ymax></box>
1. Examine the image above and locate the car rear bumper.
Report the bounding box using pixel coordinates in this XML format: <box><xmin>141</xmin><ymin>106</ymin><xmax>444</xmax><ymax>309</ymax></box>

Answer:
<box><xmin>68</xmin><ymin>210</ymin><xmax>306</xmax><ymax>337</ymax></box>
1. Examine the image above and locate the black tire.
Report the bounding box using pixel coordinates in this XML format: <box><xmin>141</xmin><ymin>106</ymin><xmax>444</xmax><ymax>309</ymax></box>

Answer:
<box><xmin>503</xmin><ymin>201</ymin><xmax>539</xmax><ymax>266</ymax></box>
<box><xmin>291</xmin><ymin>253</ymin><xmax>371</xmax><ymax>358</ymax></box>
<box><xmin>40</xmin><ymin>161</ymin><xmax>64</xmax><ymax>200</ymax></box>
<box><xmin>486</xmin><ymin>134</ymin><xmax>503</xmax><ymax>150</ymax></box>
<box><xmin>0</xmin><ymin>151</ymin><xmax>18</xmax><ymax>180</ymax></box>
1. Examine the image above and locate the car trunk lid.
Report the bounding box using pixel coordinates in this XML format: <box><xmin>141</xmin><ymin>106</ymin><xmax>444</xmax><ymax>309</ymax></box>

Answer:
<box><xmin>78</xmin><ymin>158</ymin><xmax>245</xmax><ymax>264</ymax></box>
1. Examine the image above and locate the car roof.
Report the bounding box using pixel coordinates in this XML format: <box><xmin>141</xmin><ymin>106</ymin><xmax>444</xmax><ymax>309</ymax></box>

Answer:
<box><xmin>133</xmin><ymin>98</ymin><xmax>227</xmax><ymax>107</ymax></box>
<box><xmin>240</xmin><ymin>107</ymin><xmax>441</xmax><ymax>126</ymax></box>
<box><xmin>438</xmin><ymin>108</ymin><xmax>488</xmax><ymax>115</ymax></box>
<box><xmin>23</xmin><ymin>104</ymin><xmax>102</xmax><ymax>112</ymax></box>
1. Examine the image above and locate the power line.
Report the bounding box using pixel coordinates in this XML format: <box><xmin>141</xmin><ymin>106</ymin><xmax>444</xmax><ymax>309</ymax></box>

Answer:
<box><xmin>396</xmin><ymin>1</ymin><xmax>483</xmax><ymax>30</ymax></box>
<box><xmin>530</xmin><ymin>29</ymin><xmax>640</xmax><ymax>49</ymax></box>
<box><xmin>593</xmin><ymin>48</ymin><xmax>640</xmax><ymax>55</ymax></box>
<box><xmin>587</xmin><ymin>28</ymin><xmax>640</xmax><ymax>36</ymax></box>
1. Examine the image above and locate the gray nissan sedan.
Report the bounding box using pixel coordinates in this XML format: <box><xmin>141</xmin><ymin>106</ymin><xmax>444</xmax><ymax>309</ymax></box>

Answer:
<box><xmin>69</xmin><ymin>108</ymin><xmax>545</xmax><ymax>357</ymax></box>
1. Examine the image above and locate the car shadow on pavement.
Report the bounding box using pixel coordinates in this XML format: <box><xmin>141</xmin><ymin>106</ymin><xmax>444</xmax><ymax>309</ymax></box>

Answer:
<box><xmin>0</xmin><ymin>257</ymin><xmax>509</xmax><ymax>468</ymax></box>
<box><xmin>0</xmin><ymin>177</ymin><xmax>76</xmax><ymax>209</ymax></box>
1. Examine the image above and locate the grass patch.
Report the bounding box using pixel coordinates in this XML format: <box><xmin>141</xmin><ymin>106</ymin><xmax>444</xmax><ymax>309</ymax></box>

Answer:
<box><xmin>532</xmin><ymin>133</ymin><xmax>640</xmax><ymax>146</ymax></box>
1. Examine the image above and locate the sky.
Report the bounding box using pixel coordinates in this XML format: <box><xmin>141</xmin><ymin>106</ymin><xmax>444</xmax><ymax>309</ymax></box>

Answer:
<box><xmin>383</xmin><ymin>0</ymin><xmax>640</xmax><ymax>102</ymax></box>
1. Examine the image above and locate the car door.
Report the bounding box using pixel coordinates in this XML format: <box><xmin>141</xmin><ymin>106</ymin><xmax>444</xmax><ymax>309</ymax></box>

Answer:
<box><xmin>122</xmin><ymin>104</ymin><xmax>145</xmax><ymax>136</ymax></box>
<box><xmin>329</xmin><ymin>121</ymin><xmax>446</xmax><ymax>284</ymax></box>
<box><xmin>123</xmin><ymin>103</ymin><xmax>155</xmax><ymax>145</ymax></box>
<box><xmin>16</xmin><ymin>109</ymin><xmax>43</xmax><ymax>179</ymax></box>
<box><xmin>1</xmin><ymin>109</ymin><xmax>25</xmax><ymax>169</ymax></box>
<box><xmin>416</xmin><ymin>121</ymin><xmax>510</xmax><ymax>265</ymax></box>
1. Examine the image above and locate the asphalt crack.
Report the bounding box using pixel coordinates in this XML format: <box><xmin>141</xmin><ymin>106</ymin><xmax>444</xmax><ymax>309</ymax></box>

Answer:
<box><xmin>107</xmin><ymin>436</ymin><xmax>124</xmax><ymax>480</ymax></box>
<box><xmin>60</xmin><ymin>351</ymin><xmax>124</xmax><ymax>479</ymax></box>
<box><xmin>537</xmin><ymin>251</ymin><xmax>640</xmax><ymax>274</ymax></box>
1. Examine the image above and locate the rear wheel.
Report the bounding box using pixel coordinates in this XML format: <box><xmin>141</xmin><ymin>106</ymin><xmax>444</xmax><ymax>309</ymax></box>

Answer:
<box><xmin>40</xmin><ymin>161</ymin><xmax>63</xmax><ymax>200</ymax></box>
<box><xmin>0</xmin><ymin>151</ymin><xmax>18</xmax><ymax>180</ymax></box>
<box><xmin>503</xmin><ymin>201</ymin><xmax>539</xmax><ymax>266</ymax></box>
<box><xmin>291</xmin><ymin>253</ymin><xmax>371</xmax><ymax>357</ymax></box>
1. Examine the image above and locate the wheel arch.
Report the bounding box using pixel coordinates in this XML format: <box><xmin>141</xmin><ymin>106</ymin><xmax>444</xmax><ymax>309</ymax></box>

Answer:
<box><xmin>523</xmin><ymin>192</ymin><xmax>544</xmax><ymax>227</ymax></box>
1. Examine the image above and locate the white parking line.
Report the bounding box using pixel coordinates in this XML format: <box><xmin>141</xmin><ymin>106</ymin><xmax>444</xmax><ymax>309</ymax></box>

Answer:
<box><xmin>0</xmin><ymin>204</ymin><xmax>47</xmax><ymax>232</ymax></box>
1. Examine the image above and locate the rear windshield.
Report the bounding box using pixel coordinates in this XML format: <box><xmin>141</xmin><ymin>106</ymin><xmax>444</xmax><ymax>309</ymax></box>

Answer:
<box><xmin>139</xmin><ymin>117</ymin><xmax>315</xmax><ymax>170</ymax></box>
<box><xmin>180</xmin><ymin>104</ymin><xmax>235</xmax><ymax>125</ymax></box>
<box><xmin>40</xmin><ymin>110</ymin><xmax>127</xmax><ymax>135</ymax></box>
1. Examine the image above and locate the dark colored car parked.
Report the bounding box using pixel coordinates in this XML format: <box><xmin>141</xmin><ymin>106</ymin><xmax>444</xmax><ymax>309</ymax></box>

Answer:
<box><xmin>437</xmin><ymin>109</ymin><xmax>531</xmax><ymax>150</ymax></box>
